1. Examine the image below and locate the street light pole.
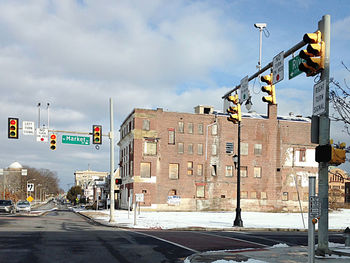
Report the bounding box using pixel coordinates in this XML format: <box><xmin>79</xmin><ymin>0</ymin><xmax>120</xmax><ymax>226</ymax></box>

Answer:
<box><xmin>233</xmin><ymin>120</ymin><xmax>243</xmax><ymax>227</ymax></box>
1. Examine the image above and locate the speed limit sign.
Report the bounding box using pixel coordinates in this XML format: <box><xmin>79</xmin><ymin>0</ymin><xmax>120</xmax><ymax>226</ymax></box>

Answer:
<box><xmin>27</xmin><ymin>183</ymin><xmax>34</xmax><ymax>192</ymax></box>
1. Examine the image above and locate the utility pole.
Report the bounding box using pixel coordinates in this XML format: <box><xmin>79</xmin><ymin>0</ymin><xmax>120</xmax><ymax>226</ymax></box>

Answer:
<box><xmin>316</xmin><ymin>14</ymin><xmax>331</xmax><ymax>256</ymax></box>
<box><xmin>109</xmin><ymin>98</ymin><xmax>115</xmax><ymax>223</ymax></box>
<box><xmin>233</xmin><ymin>118</ymin><xmax>243</xmax><ymax>227</ymax></box>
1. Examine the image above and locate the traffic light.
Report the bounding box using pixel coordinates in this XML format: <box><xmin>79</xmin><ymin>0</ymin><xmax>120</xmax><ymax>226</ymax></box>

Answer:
<box><xmin>115</xmin><ymin>178</ymin><xmax>122</xmax><ymax>184</ymax></box>
<box><xmin>315</xmin><ymin>143</ymin><xmax>346</xmax><ymax>165</ymax></box>
<box><xmin>8</xmin><ymin>118</ymin><xmax>19</xmax><ymax>139</ymax></box>
<box><xmin>261</xmin><ymin>73</ymin><xmax>276</xmax><ymax>104</ymax></box>
<box><xmin>299</xmin><ymin>30</ymin><xmax>324</xmax><ymax>76</ymax></box>
<box><xmin>50</xmin><ymin>134</ymin><xmax>57</xmax><ymax>150</ymax></box>
<box><xmin>226</xmin><ymin>94</ymin><xmax>241</xmax><ymax>124</ymax></box>
<box><xmin>92</xmin><ymin>125</ymin><xmax>102</xmax><ymax>144</ymax></box>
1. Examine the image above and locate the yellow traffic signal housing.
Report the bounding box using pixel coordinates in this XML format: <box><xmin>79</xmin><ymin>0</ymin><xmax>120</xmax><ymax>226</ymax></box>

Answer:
<box><xmin>8</xmin><ymin>117</ymin><xmax>19</xmax><ymax>139</ymax></box>
<box><xmin>93</xmin><ymin>125</ymin><xmax>102</xmax><ymax>144</ymax></box>
<box><xmin>50</xmin><ymin>134</ymin><xmax>57</xmax><ymax>150</ymax></box>
<box><xmin>329</xmin><ymin>147</ymin><xmax>346</xmax><ymax>166</ymax></box>
<box><xmin>226</xmin><ymin>94</ymin><xmax>241</xmax><ymax>124</ymax></box>
<box><xmin>261</xmin><ymin>73</ymin><xmax>276</xmax><ymax>104</ymax></box>
<box><xmin>299</xmin><ymin>30</ymin><xmax>325</xmax><ymax>76</ymax></box>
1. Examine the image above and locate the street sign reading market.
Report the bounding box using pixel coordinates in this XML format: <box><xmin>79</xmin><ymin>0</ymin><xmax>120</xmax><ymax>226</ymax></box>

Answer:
<box><xmin>62</xmin><ymin>135</ymin><xmax>90</xmax><ymax>145</ymax></box>
<box><xmin>288</xmin><ymin>55</ymin><xmax>305</xmax><ymax>79</ymax></box>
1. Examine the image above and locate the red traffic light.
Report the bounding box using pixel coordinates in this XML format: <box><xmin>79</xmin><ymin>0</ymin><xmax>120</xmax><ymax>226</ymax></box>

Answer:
<box><xmin>115</xmin><ymin>178</ymin><xmax>122</xmax><ymax>184</ymax></box>
<box><xmin>94</xmin><ymin>127</ymin><xmax>100</xmax><ymax>132</ymax></box>
<box><xmin>51</xmin><ymin>134</ymin><xmax>56</xmax><ymax>140</ymax></box>
<box><xmin>10</xmin><ymin>120</ymin><xmax>16</xmax><ymax>125</ymax></box>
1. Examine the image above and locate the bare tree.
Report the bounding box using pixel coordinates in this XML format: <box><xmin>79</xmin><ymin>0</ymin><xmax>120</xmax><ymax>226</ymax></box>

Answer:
<box><xmin>329</xmin><ymin>62</ymin><xmax>350</xmax><ymax>135</ymax></box>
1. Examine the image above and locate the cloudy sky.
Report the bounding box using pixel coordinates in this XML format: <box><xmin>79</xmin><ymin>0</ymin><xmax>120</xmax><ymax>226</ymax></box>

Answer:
<box><xmin>1</xmin><ymin>0</ymin><xmax>350</xmax><ymax>191</ymax></box>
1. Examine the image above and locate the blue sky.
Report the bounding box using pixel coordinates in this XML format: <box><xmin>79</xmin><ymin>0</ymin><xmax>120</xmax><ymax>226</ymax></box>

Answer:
<box><xmin>0</xmin><ymin>0</ymin><xmax>349</xmax><ymax>190</ymax></box>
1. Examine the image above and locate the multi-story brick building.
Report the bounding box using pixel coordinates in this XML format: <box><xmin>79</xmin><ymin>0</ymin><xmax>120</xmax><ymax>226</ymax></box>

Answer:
<box><xmin>117</xmin><ymin>104</ymin><xmax>319</xmax><ymax>212</ymax></box>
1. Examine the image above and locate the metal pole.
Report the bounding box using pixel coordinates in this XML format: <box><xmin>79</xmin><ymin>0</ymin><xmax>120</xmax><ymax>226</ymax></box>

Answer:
<box><xmin>308</xmin><ymin>176</ymin><xmax>316</xmax><ymax>263</ymax></box>
<box><xmin>3</xmin><ymin>172</ymin><xmax>5</xmax><ymax>199</ymax></box>
<box><xmin>258</xmin><ymin>28</ymin><xmax>263</xmax><ymax>71</ymax></box>
<box><xmin>316</xmin><ymin>14</ymin><xmax>331</xmax><ymax>256</ymax></box>
<box><xmin>37</xmin><ymin>103</ymin><xmax>41</xmax><ymax>128</ymax></box>
<box><xmin>233</xmin><ymin>120</ymin><xmax>243</xmax><ymax>227</ymax></box>
<box><xmin>109</xmin><ymin>98</ymin><xmax>115</xmax><ymax>222</ymax></box>
<box><xmin>47</xmin><ymin>103</ymin><xmax>50</xmax><ymax>130</ymax></box>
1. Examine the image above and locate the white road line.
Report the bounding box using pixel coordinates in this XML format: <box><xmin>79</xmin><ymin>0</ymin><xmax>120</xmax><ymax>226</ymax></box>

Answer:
<box><xmin>197</xmin><ymin>232</ymin><xmax>269</xmax><ymax>247</ymax></box>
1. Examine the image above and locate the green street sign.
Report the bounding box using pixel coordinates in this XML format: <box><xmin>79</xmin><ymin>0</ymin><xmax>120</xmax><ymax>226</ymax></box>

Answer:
<box><xmin>62</xmin><ymin>135</ymin><xmax>90</xmax><ymax>145</ymax></box>
<box><xmin>288</xmin><ymin>55</ymin><xmax>305</xmax><ymax>80</ymax></box>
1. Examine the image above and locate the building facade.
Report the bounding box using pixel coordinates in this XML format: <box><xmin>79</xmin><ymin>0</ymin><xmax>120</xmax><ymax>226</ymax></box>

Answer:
<box><xmin>74</xmin><ymin>170</ymin><xmax>108</xmax><ymax>203</ymax></box>
<box><xmin>118</xmin><ymin>104</ymin><xmax>319</xmax><ymax>212</ymax></box>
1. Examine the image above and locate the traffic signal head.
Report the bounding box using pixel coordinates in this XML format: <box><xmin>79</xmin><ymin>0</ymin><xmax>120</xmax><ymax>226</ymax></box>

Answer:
<box><xmin>115</xmin><ymin>178</ymin><xmax>122</xmax><ymax>184</ymax></box>
<box><xmin>50</xmin><ymin>134</ymin><xmax>57</xmax><ymax>150</ymax></box>
<box><xmin>8</xmin><ymin>118</ymin><xmax>19</xmax><ymax>139</ymax></box>
<box><xmin>260</xmin><ymin>73</ymin><xmax>276</xmax><ymax>104</ymax></box>
<box><xmin>226</xmin><ymin>94</ymin><xmax>241</xmax><ymax>124</ymax></box>
<box><xmin>299</xmin><ymin>30</ymin><xmax>324</xmax><ymax>77</ymax></box>
<box><xmin>92</xmin><ymin>125</ymin><xmax>102</xmax><ymax>145</ymax></box>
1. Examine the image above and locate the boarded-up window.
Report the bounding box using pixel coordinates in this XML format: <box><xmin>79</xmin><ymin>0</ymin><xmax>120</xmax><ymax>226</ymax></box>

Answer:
<box><xmin>241</xmin><ymin>143</ymin><xmax>248</xmax><ymax>155</ymax></box>
<box><xmin>188</xmin><ymin>123</ymin><xmax>193</xmax><ymax>134</ymax></box>
<box><xmin>144</xmin><ymin>140</ymin><xmax>157</xmax><ymax>155</ymax></box>
<box><xmin>197</xmin><ymin>143</ymin><xmax>203</xmax><ymax>155</ymax></box>
<box><xmin>198</xmin><ymin>123</ymin><xmax>204</xmax><ymax>135</ymax></box>
<box><xmin>240</xmin><ymin>166</ymin><xmax>248</xmax><ymax>177</ymax></box>
<box><xmin>211</xmin><ymin>165</ymin><xmax>217</xmax><ymax>176</ymax></box>
<box><xmin>187</xmin><ymin>162</ymin><xmax>193</xmax><ymax>175</ymax></box>
<box><xmin>254</xmin><ymin>167</ymin><xmax>261</xmax><ymax>178</ymax></box>
<box><xmin>197</xmin><ymin>164</ymin><xmax>203</xmax><ymax>176</ymax></box>
<box><xmin>261</xmin><ymin>192</ymin><xmax>267</xmax><ymax>199</ymax></box>
<box><xmin>251</xmin><ymin>191</ymin><xmax>257</xmax><ymax>199</ymax></box>
<box><xmin>254</xmin><ymin>144</ymin><xmax>262</xmax><ymax>155</ymax></box>
<box><xmin>178</xmin><ymin>121</ymin><xmax>184</xmax><ymax>133</ymax></box>
<box><xmin>299</xmin><ymin>148</ymin><xmax>306</xmax><ymax>162</ymax></box>
<box><xmin>140</xmin><ymin>162</ymin><xmax>151</xmax><ymax>178</ymax></box>
<box><xmin>292</xmin><ymin>192</ymin><xmax>298</xmax><ymax>201</ymax></box>
<box><xmin>282</xmin><ymin>192</ymin><xmax>289</xmax><ymax>201</ymax></box>
<box><xmin>168</xmin><ymin>129</ymin><xmax>175</xmax><ymax>144</ymax></box>
<box><xmin>211</xmin><ymin>124</ymin><xmax>218</xmax><ymax>135</ymax></box>
<box><xmin>225</xmin><ymin>165</ymin><xmax>233</xmax><ymax>177</ymax></box>
<box><xmin>241</xmin><ymin>191</ymin><xmax>248</xmax><ymax>199</ymax></box>
<box><xmin>211</xmin><ymin>144</ymin><xmax>217</xmax><ymax>156</ymax></box>
<box><xmin>142</xmin><ymin>119</ymin><xmax>150</xmax><ymax>130</ymax></box>
<box><xmin>178</xmin><ymin>142</ymin><xmax>184</xmax><ymax>154</ymax></box>
<box><xmin>169</xmin><ymin>164</ymin><xmax>179</xmax><ymax>179</ymax></box>
<box><xmin>188</xmin><ymin>143</ymin><xmax>193</xmax><ymax>154</ymax></box>
<box><xmin>196</xmin><ymin>185</ymin><xmax>205</xmax><ymax>198</ymax></box>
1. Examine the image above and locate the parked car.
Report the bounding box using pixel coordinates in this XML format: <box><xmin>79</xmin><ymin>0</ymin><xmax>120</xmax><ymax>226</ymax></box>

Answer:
<box><xmin>16</xmin><ymin>200</ymin><xmax>31</xmax><ymax>213</ymax></box>
<box><xmin>0</xmin><ymin>200</ymin><xmax>16</xmax><ymax>214</ymax></box>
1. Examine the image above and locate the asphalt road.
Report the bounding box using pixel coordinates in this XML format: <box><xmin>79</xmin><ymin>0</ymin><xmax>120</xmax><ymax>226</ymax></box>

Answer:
<box><xmin>0</xmin><ymin>204</ymin><xmax>346</xmax><ymax>263</ymax></box>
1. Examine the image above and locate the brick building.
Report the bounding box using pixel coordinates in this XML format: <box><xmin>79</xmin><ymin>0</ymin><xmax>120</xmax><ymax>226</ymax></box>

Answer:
<box><xmin>117</xmin><ymin>104</ymin><xmax>319</xmax><ymax>212</ymax></box>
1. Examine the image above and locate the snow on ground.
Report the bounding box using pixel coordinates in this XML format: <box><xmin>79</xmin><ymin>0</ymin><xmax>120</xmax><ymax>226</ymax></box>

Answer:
<box><xmin>77</xmin><ymin>208</ymin><xmax>350</xmax><ymax>230</ymax></box>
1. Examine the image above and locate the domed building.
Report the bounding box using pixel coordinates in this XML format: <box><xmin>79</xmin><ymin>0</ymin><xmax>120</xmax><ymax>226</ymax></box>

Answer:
<box><xmin>1</xmin><ymin>162</ymin><xmax>25</xmax><ymax>200</ymax></box>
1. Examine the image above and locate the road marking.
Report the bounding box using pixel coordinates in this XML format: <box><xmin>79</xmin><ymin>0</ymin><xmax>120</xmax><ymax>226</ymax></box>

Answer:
<box><xmin>123</xmin><ymin>229</ymin><xmax>199</xmax><ymax>253</ymax></box>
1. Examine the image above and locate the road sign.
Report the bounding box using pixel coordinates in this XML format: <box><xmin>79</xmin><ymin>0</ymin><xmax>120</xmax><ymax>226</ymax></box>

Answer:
<box><xmin>135</xmin><ymin>193</ymin><xmax>144</xmax><ymax>202</ymax></box>
<box><xmin>21</xmin><ymin>169</ymin><xmax>27</xmax><ymax>176</ymax></box>
<box><xmin>27</xmin><ymin>196</ymin><xmax>34</xmax><ymax>202</ymax></box>
<box><xmin>240</xmin><ymin>75</ymin><xmax>249</xmax><ymax>101</ymax></box>
<box><xmin>22</xmin><ymin>121</ymin><xmax>35</xmax><ymax>135</ymax></box>
<box><xmin>313</xmin><ymin>80</ymin><xmax>326</xmax><ymax>116</ymax></box>
<box><xmin>62</xmin><ymin>135</ymin><xmax>90</xmax><ymax>145</ymax></box>
<box><xmin>36</xmin><ymin>128</ymin><xmax>49</xmax><ymax>142</ymax></box>
<box><xmin>288</xmin><ymin>55</ymin><xmax>305</xmax><ymax>79</ymax></box>
<box><xmin>27</xmin><ymin>183</ymin><xmax>34</xmax><ymax>192</ymax></box>
<box><xmin>273</xmin><ymin>51</ymin><xmax>284</xmax><ymax>84</ymax></box>
<box><xmin>309</xmin><ymin>195</ymin><xmax>321</xmax><ymax>218</ymax></box>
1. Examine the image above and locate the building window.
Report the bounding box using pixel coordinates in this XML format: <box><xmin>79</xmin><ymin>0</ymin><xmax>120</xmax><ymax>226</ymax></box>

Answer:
<box><xmin>169</xmin><ymin>189</ymin><xmax>177</xmax><ymax>195</ymax></box>
<box><xmin>142</xmin><ymin>119</ymin><xmax>150</xmax><ymax>131</ymax></box>
<box><xmin>240</xmin><ymin>166</ymin><xmax>248</xmax><ymax>177</ymax></box>
<box><xmin>225</xmin><ymin>165</ymin><xmax>233</xmax><ymax>177</ymax></box>
<box><xmin>226</xmin><ymin>142</ymin><xmax>234</xmax><ymax>154</ymax></box>
<box><xmin>261</xmin><ymin>192</ymin><xmax>267</xmax><ymax>199</ymax></box>
<box><xmin>178</xmin><ymin>121</ymin><xmax>184</xmax><ymax>133</ymax></box>
<box><xmin>254</xmin><ymin>144</ymin><xmax>262</xmax><ymax>155</ymax></box>
<box><xmin>241</xmin><ymin>191</ymin><xmax>248</xmax><ymax>199</ymax></box>
<box><xmin>187</xmin><ymin>162</ymin><xmax>193</xmax><ymax>176</ymax></box>
<box><xmin>211</xmin><ymin>144</ymin><xmax>217</xmax><ymax>156</ymax></box>
<box><xmin>251</xmin><ymin>191</ymin><xmax>257</xmax><ymax>199</ymax></box>
<box><xmin>282</xmin><ymin>192</ymin><xmax>289</xmax><ymax>201</ymax></box>
<box><xmin>197</xmin><ymin>143</ymin><xmax>203</xmax><ymax>155</ymax></box>
<box><xmin>299</xmin><ymin>148</ymin><xmax>306</xmax><ymax>162</ymax></box>
<box><xmin>188</xmin><ymin>143</ymin><xmax>193</xmax><ymax>154</ymax></box>
<box><xmin>140</xmin><ymin>162</ymin><xmax>151</xmax><ymax>178</ymax></box>
<box><xmin>197</xmin><ymin>164</ymin><xmax>203</xmax><ymax>176</ymax></box>
<box><xmin>303</xmin><ymin>193</ymin><xmax>309</xmax><ymax>201</ymax></box>
<box><xmin>198</xmin><ymin>123</ymin><xmax>204</xmax><ymax>135</ymax></box>
<box><xmin>211</xmin><ymin>165</ymin><xmax>217</xmax><ymax>176</ymax></box>
<box><xmin>144</xmin><ymin>140</ymin><xmax>157</xmax><ymax>155</ymax></box>
<box><xmin>188</xmin><ymin>123</ymin><xmax>193</xmax><ymax>134</ymax></box>
<box><xmin>169</xmin><ymin>164</ymin><xmax>179</xmax><ymax>180</ymax></box>
<box><xmin>211</xmin><ymin>124</ymin><xmax>218</xmax><ymax>135</ymax></box>
<box><xmin>168</xmin><ymin>129</ymin><xmax>175</xmax><ymax>144</ymax></box>
<box><xmin>178</xmin><ymin>142</ymin><xmax>184</xmax><ymax>154</ymax></box>
<box><xmin>196</xmin><ymin>185</ymin><xmax>205</xmax><ymax>198</ymax></box>
<box><xmin>292</xmin><ymin>192</ymin><xmax>298</xmax><ymax>201</ymax></box>
<box><xmin>241</xmin><ymin>143</ymin><xmax>248</xmax><ymax>155</ymax></box>
<box><xmin>254</xmin><ymin>167</ymin><xmax>261</xmax><ymax>178</ymax></box>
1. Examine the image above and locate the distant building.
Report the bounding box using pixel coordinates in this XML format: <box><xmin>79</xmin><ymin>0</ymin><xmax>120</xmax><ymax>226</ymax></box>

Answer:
<box><xmin>74</xmin><ymin>170</ymin><xmax>108</xmax><ymax>203</ymax></box>
<box><xmin>118</xmin><ymin>104</ymin><xmax>319</xmax><ymax>212</ymax></box>
<box><xmin>328</xmin><ymin>167</ymin><xmax>350</xmax><ymax>205</ymax></box>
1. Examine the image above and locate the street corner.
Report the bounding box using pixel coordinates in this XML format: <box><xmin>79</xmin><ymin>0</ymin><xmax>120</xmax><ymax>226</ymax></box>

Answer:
<box><xmin>186</xmin><ymin>251</ymin><xmax>251</xmax><ymax>263</ymax></box>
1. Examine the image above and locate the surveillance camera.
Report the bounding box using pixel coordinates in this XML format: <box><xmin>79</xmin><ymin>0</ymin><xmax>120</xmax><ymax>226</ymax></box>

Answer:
<box><xmin>254</xmin><ymin>23</ymin><xmax>267</xmax><ymax>29</ymax></box>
